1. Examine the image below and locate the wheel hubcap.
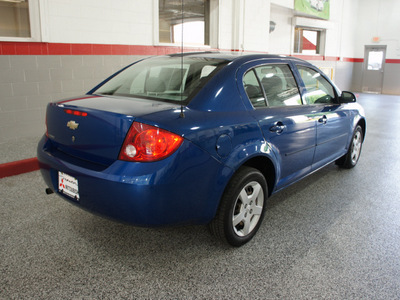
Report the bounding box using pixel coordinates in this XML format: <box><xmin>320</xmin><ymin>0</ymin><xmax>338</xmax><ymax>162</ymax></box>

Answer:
<box><xmin>232</xmin><ymin>181</ymin><xmax>264</xmax><ymax>237</ymax></box>
<box><xmin>351</xmin><ymin>131</ymin><xmax>362</xmax><ymax>164</ymax></box>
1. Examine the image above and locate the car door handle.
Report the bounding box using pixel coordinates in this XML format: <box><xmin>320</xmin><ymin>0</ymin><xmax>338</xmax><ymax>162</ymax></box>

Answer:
<box><xmin>270</xmin><ymin>122</ymin><xmax>286</xmax><ymax>134</ymax></box>
<box><xmin>318</xmin><ymin>115</ymin><xmax>327</xmax><ymax>124</ymax></box>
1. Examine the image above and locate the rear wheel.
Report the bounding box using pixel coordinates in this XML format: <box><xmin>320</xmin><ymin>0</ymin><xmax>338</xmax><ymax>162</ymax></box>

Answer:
<box><xmin>209</xmin><ymin>166</ymin><xmax>267</xmax><ymax>247</ymax></box>
<box><xmin>336</xmin><ymin>125</ymin><xmax>363</xmax><ymax>169</ymax></box>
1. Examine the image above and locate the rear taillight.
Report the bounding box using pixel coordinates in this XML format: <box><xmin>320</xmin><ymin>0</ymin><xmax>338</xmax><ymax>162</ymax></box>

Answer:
<box><xmin>119</xmin><ymin>122</ymin><xmax>183</xmax><ymax>162</ymax></box>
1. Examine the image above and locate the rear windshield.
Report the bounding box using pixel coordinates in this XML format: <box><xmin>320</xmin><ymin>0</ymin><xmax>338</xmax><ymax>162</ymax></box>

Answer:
<box><xmin>92</xmin><ymin>56</ymin><xmax>228</xmax><ymax>104</ymax></box>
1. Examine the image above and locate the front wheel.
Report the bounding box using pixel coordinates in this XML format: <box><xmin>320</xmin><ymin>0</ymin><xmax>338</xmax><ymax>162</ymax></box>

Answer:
<box><xmin>336</xmin><ymin>125</ymin><xmax>363</xmax><ymax>169</ymax></box>
<box><xmin>209</xmin><ymin>166</ymin><xmax>267</xmax><ymax>247</ymax></box>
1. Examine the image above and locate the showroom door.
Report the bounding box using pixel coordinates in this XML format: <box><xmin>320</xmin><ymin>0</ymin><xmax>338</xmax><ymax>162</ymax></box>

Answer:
<box><xmin>362</xmin><ymin>45</ymin><xmax>386</xmax><ymax>93</ymax></box>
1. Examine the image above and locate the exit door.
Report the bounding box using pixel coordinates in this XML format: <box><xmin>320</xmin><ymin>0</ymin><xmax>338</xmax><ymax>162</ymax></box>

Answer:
<box><xmin>362</xmin><ymin>45</ymin><xmax>386</xmax><ymax>93</ymax></box>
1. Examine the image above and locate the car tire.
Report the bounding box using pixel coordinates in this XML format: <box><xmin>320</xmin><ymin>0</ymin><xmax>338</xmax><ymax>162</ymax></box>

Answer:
<box><xmin>209</xmin><ymin>166</ymin><xmax>267</xmax><ymax>247</ymax></box>
<box><xmin>336</xmin><ymin>125</ymin><xmax>363</xmax><ymax>169</ymax></box>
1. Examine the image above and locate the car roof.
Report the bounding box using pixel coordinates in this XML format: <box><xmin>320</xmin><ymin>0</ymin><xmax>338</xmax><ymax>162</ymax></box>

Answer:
<box><xmin>168</xmin><ymin>51</ymin><xmax>309</xmax><ymax>65</ymax></box>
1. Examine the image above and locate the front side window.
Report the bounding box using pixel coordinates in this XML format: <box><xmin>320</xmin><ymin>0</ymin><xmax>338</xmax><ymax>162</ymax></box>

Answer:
<box><xmin>93</xmin><ymin>56</ymin><xmax>227</xmax><ymax>104</ymax></box>
<box><xmin>0</xmin><ymin>0</ymin><xmax>31</xmax><ymax>38</ymax></box>
<box><xmin>297</xmin><ymin>65</ymin><xmax>336</xmax><ymax>105</ymax></box>
<box><xmin>159</xmin><ymin>0</ymin><xmax>210</xmax><ymax>45</ymax></box>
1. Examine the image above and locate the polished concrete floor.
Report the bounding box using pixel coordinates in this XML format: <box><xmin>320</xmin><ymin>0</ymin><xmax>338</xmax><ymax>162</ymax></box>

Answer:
<box><xmin>1</xmin><ymin>94</ymin><xmax>400</xmax><ymax>299</ymax></box>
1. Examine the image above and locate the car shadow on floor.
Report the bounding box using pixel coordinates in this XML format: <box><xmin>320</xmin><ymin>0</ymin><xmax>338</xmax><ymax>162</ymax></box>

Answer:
<box><xmin>65</xmin><ymin>162</ymin><xmax>355</xmax><ymax>255</ymax></box>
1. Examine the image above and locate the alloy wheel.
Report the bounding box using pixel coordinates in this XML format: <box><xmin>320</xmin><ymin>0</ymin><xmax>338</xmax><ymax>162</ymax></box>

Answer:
<box><xmin>351</xmin><ymin>130</ymin><xmax>362</xmax><ymax>164</ymax></box>
<box><xmin>232</xmin><ymin>181</ymin><xmax>264</xmax><ymax>237</ymax></box>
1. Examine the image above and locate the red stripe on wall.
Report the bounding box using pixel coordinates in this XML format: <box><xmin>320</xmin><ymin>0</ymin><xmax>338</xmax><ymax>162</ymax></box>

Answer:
<box><xmin>385</xmin><ymin>59</ymin><xmax>400</xmax><ymax>64</ymax></box>
<box><xmin>324</xmin><ymin>56</ymin><xmax>340</xmax><ymax>61</ymax></box>
<box><xmin>289</xmin><ymin>54</ymin><xmax>342</xmax><ymax>61</ymax></box>
<box><xmin>292</xmin><ymin>54</ymin><xmax>325</xmax><ymax>61</ymax></box>
<box><xmin>0</xmin><ymin>158</ymin><xmax>39</xmax><ymax>178</ymax></box>
<box><xmin>0</xmin><ymin>42</ymin><xmax>214</xmax><ymax>56</ymax></box>
<box><xmin>3</xmin><ymin>42</ymin><xmax>400</xmax><ymax>64</ymax></box>
<box><xmin>342</xmin><ymin>57</ymin><xmax>364</xmax><ymax>63</ymax></box>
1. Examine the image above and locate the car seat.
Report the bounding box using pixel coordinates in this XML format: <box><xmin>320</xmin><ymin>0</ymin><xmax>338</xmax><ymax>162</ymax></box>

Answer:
<box><xmin>261</xmin><ymin>76</ymin><xmax>283</xmax><ymax>106</ymax></box>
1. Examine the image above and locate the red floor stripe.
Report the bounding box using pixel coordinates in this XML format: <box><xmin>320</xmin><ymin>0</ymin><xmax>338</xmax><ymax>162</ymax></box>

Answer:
<box><xmin>0</xmin><ymin>158</ymin><xmax>40</xmax><ymax>178</ymax></box>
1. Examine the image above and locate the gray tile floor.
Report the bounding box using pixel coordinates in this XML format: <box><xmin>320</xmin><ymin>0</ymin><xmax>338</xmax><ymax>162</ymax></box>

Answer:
<box><xmin>1</xmin><ymin>94</ymin><xmax>400</xmax><ymax>299</ymax></box>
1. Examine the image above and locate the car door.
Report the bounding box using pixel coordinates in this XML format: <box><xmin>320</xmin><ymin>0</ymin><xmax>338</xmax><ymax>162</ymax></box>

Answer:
<box><xmin>295</xmin><ymin>64</ymin><xmax>350</xmax><ymax>169</ymax></box>
<box><xmin>239</xmin><ymin>62</ymin><xmax>317</xmax><ymax>190</ymax></box>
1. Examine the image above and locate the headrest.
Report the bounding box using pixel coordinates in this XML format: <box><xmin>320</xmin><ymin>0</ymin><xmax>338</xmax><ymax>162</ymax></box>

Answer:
<box><xmin>145</xmin><ymin>78</ymin><xmax>166</xmax><ymax>93</ymax></box>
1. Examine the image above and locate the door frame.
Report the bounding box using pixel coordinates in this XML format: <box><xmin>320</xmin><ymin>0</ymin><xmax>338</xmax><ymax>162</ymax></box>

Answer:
<box><xmin>361</xmin><ymin>45</ymin><xmax>387</xmax><ymax>94</ymax></box>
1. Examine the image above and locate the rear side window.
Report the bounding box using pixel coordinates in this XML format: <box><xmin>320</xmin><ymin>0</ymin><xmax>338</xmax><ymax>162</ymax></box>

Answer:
<box><xmin>297</xmin><ymin>65</ymin><xmax>336</xmax><ymax>105</ymax></box>
<box><xmin>243</xmin><ymin>70</ymin><xmax>266</xmax><ymax>107</ymax></box>
<box><xmin>243</xmin><ymin>64</ymin><xmax>302</xmax><ymax>108</ymax></box>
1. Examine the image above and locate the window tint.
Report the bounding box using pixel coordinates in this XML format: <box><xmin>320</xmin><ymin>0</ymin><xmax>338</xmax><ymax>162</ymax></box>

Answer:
<box><xmin>93</xmin><ymin>57</ymin><xmax>227</xmax><ymax>104</ymax></box>
<box><xmin>297</xmin><ymin>66</ymin><xmax>336</xmax><ymax>105</ymax></box>
<box><xmin>255</xmin><ymin>64</ymin><xmax>301</xmax><ymax>107</ymax></box>
<box><xmin>243</xmin><ymin>70</ymin><xmax>266</xmax><ymax>107</ymax></box>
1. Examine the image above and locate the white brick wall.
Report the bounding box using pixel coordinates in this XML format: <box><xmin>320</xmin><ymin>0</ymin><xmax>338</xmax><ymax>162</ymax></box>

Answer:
<box><xmin>0</xmin><ymin>55</ymin><xmax>146</xmax><ymax>144</ymax></box>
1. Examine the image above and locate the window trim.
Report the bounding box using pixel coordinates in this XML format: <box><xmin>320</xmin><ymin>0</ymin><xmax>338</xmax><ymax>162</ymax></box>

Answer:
<box><xmin>291</xmin><ymin>16</ymin><xmax>331</xmax><ymax>56</ymax></box>
<box><xmin>293</xmin><ymin>26</ymin><xmax>325</xmax><ymax>55</ymax></box>
<box><xmin>0</xmin><ymin>0</ymin><xmax>41</xmax><ymax>42</ymax></box>
<box><xmin>155</xmin><ymin>0</ymin><xmax>218</xmax><ymax>48</ymax></box>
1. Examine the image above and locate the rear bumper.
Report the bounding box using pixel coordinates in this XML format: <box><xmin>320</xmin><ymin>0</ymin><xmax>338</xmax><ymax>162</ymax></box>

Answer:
<box><xmin>37</xmin><ymin>136</ymin><xmax>233</xmax><ymax>226</ymax></box>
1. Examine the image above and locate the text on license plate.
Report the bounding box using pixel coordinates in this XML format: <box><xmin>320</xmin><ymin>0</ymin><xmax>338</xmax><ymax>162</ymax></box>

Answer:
<box><xmin>58</xmin><ymin>171</ymin><xmax>80</xmax><ymax>201</ymax></box>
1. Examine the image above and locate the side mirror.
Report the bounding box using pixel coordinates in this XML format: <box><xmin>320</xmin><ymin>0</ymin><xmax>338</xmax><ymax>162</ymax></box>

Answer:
<box><xmin>340</xmin><ymin>91</ymin><xmax>357</xmax><ymax>103</ymax></box>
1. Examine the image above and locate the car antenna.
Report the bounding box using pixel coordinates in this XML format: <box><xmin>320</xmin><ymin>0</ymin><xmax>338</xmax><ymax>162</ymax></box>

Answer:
<box><xmin>179</xmin><ymin>0</ymin><xmax>185</xmax><ymax>118</ymax></box>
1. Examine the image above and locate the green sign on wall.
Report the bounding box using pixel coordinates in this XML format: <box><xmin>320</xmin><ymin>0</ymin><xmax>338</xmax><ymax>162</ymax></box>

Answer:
<box><xmin>294</xmin><ymin>0</ymin><xmax>330</xmax><ymax>20</ymax></box>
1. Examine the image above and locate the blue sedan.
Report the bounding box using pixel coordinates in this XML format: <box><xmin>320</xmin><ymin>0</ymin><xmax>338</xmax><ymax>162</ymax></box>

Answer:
<box><xmin>37</xmin><ymin>53</ymin><xmax>366</xmax><ymax>246</ymax></box>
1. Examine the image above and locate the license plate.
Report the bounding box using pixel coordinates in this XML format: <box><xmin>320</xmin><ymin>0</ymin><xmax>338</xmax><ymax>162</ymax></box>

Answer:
<box><xmin>58</xmin><ymin>171</ymin><xmax>80</xmax><ymax>201</ymax></box>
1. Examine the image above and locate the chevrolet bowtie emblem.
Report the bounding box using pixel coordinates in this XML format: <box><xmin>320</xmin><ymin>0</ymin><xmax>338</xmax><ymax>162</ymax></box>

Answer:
<box><xmin>67</xmin><ymin>120</ymin><xmax>79</xmax><ymax>130</ymax></box>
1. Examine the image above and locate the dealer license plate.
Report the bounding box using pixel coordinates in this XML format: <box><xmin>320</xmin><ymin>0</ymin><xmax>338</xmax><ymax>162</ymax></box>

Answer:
<box><xmin>58</xmin><ymin>171</ymin><xmax>80</xmax><ymax>201</ymax></box>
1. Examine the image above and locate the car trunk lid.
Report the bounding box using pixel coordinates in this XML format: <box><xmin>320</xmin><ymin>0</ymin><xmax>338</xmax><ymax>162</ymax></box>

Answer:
<box><xmin>46</xmin><ymin>95</ymin><xmax>178</xmax><ymax>166</ymax></box>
